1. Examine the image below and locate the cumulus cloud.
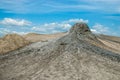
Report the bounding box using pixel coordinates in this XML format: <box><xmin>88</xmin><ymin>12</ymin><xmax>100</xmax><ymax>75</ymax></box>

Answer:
<box><xmin>0</xmin><ymin>28</ymin><xmax>28</xmax><ymax>36</ymax></box>
<box><xmin>91</xmin><ymin>23</ymin><xmax>110</xmax><ymax>34</ymax></box>
<box><xmin>0</xmin><ymin>28</ymin><xmax>10</xmax><ymax>35</ymax></box>
<box><xmin>64</xmin><ymin>19</ymin><xmax>88</xmax><ymax>23</ymax></box>
<box><xmin>0</xmin><ymin>18</ymin><xmax>31</xmax><ymax>26</ymax></box>
<box><xmin>31</xmin><ymin>18</ymin><xmax>88</xmax><ymax>33</ymax></box>
<box><xmin>0</xmin><ymin>18</ymin><xmax>88</xmax><ymax>35</ymax></box>
<box><xmin>11</xmin><ymin>31</ymin><xmax>28</xmax><ymax>35</ymax></box>
<box><xmin>32</xmin><ymin>22</ymin><xmax>71</xmax><ymax>34</ymax></box>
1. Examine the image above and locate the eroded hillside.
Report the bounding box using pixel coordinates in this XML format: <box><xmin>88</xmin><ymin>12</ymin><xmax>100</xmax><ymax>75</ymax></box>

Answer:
<box><xmin>0</xmin><ymin>34</ymin><xmax>30</xmax><ymax>54</ymax></box>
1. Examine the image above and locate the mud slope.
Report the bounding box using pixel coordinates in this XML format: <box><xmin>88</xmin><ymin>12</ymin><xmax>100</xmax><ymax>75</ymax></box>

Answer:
<box><xmin>97</xmin><ymin>35</ymin><xmax>120</xmax><ymax>53</ymax></box>
<box><xmin>0</xmin><ymin>23</ymin><xmax>120</xmax><ymax>80</ymax></box>
<box><xmin>24</xmin><ymin>33</ymin><xmax>66</xmax><ymax>42</ymax></box>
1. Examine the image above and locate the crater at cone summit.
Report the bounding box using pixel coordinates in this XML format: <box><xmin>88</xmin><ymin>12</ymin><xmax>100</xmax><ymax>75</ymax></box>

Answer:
<box><xmin>69</xmin><ymin>22</ymin><xmax>91</xmax><ymax>35</ymax></box>
<box><xmin>68</xmin><ymin>22</ymin><xmax>96</xmax><ymax>40</ymax></box>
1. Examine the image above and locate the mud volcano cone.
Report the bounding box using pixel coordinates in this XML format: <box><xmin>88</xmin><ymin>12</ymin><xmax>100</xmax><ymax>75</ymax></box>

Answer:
<box><xmin>0</xmin><ymin>23</ymin><xmax>120</xmax><ymax>80</ymax></box>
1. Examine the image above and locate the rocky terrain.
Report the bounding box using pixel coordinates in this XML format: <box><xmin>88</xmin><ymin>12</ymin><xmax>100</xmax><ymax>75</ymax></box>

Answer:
<box><xmin>0</xmin><ymin>23</ymin><xmax>120</xmax><ymax>80</ymax></box>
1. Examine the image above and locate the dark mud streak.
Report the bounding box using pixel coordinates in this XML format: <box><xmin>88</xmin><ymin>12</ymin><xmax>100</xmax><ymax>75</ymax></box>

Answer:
<box><xmin>82</xmin><ymin>41</ymin><xmax>120</xmax><ymax>62</ymax></box>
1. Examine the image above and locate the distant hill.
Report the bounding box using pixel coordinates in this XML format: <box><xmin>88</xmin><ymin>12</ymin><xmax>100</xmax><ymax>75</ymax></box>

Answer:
<box><xmin>0</xmin><ymin>34</ymin><xmax>30</xmax><ymax>54</ymax></box>
<box><xmin>0</xmin><ymin>32</ymin><xmax>66</xmax><ymax>54</ymax></box>
<box><xmin>23</xmin><ymin>32</ymin><xmax>66</xmax><ymax>42</ymax></box>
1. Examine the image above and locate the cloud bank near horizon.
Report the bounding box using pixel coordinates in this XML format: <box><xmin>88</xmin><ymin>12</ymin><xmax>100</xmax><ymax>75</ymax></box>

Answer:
<box><xmin>0</xmin><ymin>18</ymin><xmax>119</xmax><ymax>37</ymax></box>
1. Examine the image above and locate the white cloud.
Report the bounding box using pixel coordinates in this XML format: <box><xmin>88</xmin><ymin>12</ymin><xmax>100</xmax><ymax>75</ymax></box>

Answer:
<box><xmin>31</xmin><ymin>19</ymin><xmax>88</xmax><ymax>33</ymax></box>
<box><xmin>11</xmin><ymin>31</ymin><xmax>28</xmax><ymax>35</ymax></box>
<box><xmin>64</xmin><ymin>19</ymin><xmax>88</xmax><ymax>23</ymax></box>
<box><xmin>91</xmin><ymin>23</ymin><xmax>110</xmax><ymax>34</ymax></box>
<box><xmin>31</xmin><ymin>18</ymin><xmax>88</xmax><ymax>33</ymax></box>
<box><xmin>0</xmin><ymin>18</ymin><xmax>88</xmax><ymax>35</ymax></box>
<box><xmin>32</xmin><ymin>27</ymin><xmax>47</xmax><ymax>32</ymax></box>
<box><xmin>32</xmin><ymin>26</ymin><xmax>61</xmax><ymax>34</ymax></box>
<box><xmin>0</xmin><ymin>28</ymin><xmax>28</xmax><ymax>36</ymax></box>
<box><xmin>43</xmin><ymin>22</ymin><xmax>71</xmax><ymax>29</ymax></box>
<box><xmin>61</xmin><ymin>23</ymin><xmax>71</xmax><ymax>29</ymax></box>
<box><xmin>0</xmin><ymin>28</ymin><xmax>11</xmax><ymax>35</ymax></box>
<box><xmin>32</xmin><ymin>22</ymin><xmax>71</xmax><ymax>33</ymax></box>
<box><xmin>0</xmin><ymin>18</ymin><xmax>31</xmax><ymax>26</ymax></box>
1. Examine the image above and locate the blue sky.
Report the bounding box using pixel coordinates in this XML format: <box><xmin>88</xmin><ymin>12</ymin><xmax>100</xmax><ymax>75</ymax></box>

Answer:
<box><xmin>0</xmin><ymin>0</ymin><xmax>120</xmax><ymax>37</ymax></box>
